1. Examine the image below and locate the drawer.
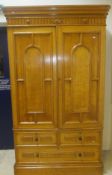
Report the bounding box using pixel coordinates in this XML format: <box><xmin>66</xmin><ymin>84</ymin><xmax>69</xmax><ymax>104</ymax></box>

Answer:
<box><xmin>83</xmin><ymin>131</ymin><xmax>101</xmax><ymax>145</ymax></box>
<box><xmin>16</xmin><ymin>146</ymin><xmax>100</xmax><ymax>163</ymax></box>
<box><xmin>61</xmin><ymin>130</ymin><xmax>101</xmax><ymax>145</ymax></box>
<box><xmin>15</xmin><ymin>132</ymin><xmax>56</xmax><ymax>146</ymax></box>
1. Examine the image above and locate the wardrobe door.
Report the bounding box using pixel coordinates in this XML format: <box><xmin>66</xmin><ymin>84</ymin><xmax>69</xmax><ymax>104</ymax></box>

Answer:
<box><xmin>58</xmin><ymin>26</ymin><xmax>104</xmax><ymax>129</ymax></box>
<box><xmin>9</xmin><ymin>27</ymin><xmax>57</xmax><ymax>129</ymax></box>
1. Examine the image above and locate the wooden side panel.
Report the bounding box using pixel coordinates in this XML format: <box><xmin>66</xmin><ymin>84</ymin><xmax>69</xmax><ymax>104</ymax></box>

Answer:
<box><xmin>11</xmin><ymin>27</ymin><xmax>57</xmax><ymax>128</ymax></box>
<box><xmin>58</xmin><ymin>26</ymin><xmax>101</xmax><ymax>128</ymax></box>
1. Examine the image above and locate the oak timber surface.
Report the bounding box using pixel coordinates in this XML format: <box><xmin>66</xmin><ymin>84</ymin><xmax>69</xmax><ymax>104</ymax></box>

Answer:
<box><xmin>4</xmin><ymin>5</ymin><xmax>110</xmax><ymax>175</ymax></box>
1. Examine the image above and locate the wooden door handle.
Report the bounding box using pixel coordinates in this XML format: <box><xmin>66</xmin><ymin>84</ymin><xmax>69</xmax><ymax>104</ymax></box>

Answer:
<box><xmin>64</xmin><ymin>78</ymin><xmax>72</xmax><ymax>81</ymax></box>
<box><xmin>78</xmin><ymin>153</ymin><xmax>82</xmax><ymax>157</ymax></box>
<box><xmin>17</xmin><ymin>79</ymin><xmax>24</xmax><ymax>82</ymax></box>
<box><xmin>44</xmin><ymin>78</ymin><xmax>52</xmax><ymax>82</ymax></box>
<box><xmin>35</xmin><ymin>137</ymin><xmax>38</xmax><ymax>142</ymax></box>
<box><xmin>78</xmin><ymin>136</ymin><xmax>82</xmax><ymax>141</ymax></box>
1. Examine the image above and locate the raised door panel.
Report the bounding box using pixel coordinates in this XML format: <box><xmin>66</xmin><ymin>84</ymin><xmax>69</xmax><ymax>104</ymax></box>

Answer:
<box><xmin>11</xmin><ymin>27</ymin><xmax>57</xmax><ymax>128</ymax></box>
<box><xmin>58</xmin><ymin>26</ymin><xmax>102</xmax><ymax>128</ymax></box>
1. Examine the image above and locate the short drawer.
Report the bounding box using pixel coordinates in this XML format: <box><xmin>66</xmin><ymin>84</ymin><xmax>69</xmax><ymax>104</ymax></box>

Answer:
<box><xmin>15</xmin><ymin>132</ymin><xmax>56</xmax><ymax>146</ymax></box>
<box><xmin>83</xmin><ymin>131</ymin><xmax>101</xmax><ymax>145</ymax></box>
<box><xmin>16</xmin><ymin>146</ymin><xmax>100</xmax><ymax>163</ymax></box>
<box><xmin>61</xmin><ymin>130</ymin><xmax>101</xmax><ymax>145</ymax></box>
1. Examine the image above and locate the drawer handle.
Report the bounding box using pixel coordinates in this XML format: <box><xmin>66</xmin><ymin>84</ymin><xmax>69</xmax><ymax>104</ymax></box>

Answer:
<box><xmin>35</xmin><ymin>153</ymin><xmax>39</xmax><ymax>158</ymax></box>
<box><xmin>35</xmin><ymin>137</ymin><xmax>38</xmax><ymax>142</ymax></box>
<box><xmin>44</xmin><ymin>78</ymin><xmax>52</xmax><ymax>82</ymax></box>
<box><xmin>78</xmin><ymin>153</ymin><xmax>82</xmax><ymax>157</ymax></box>
<box><xmin>78</xmin><ymin>137</ymin><xmax>82</xmax><ymax>141</ymax></box>
<box><xmin>64</xmin><ymin>77</ymin><xmax>72</xmax><ymax>81</ymax></box>
<box><xmin>17</xmin><ymin>79</ymin><xmax>24</xmax><ymax>82</ymax></box>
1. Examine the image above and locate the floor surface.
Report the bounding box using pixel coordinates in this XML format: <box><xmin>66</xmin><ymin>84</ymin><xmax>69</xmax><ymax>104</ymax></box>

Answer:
<box><xmin>0</xmin><ymin>150</ymin><xmax>112</xmax><ymax>175</ymax></box>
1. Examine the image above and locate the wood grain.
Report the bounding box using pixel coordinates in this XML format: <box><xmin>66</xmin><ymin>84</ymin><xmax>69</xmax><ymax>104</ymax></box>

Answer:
<box><xmin>4</xmin><ymin>5</ymin><xmax>109</xmax><ymax>175</ymax></box>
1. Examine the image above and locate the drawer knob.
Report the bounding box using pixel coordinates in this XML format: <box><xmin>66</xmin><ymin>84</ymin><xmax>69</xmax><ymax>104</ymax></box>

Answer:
<box><xmin>35</xmin><ymin>137</ymin><xmax>38</xmax><ymax>142</ymax></box>
<box><xmin>35</xmin><ymin>153</ymin><xmax>39</xmax><ymax>158</ymax></box>
<box><xmin>79</xmin><ymin>137</ymin><xmax>82</xmax><ymax>141</ymax></box>
<box><xmin>78</xmin><ymin>153</ymin><xmax>82</xmax><ymax>157</ymax></box>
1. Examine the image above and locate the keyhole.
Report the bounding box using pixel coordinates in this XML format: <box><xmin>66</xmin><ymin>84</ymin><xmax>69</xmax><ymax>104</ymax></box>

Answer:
<box><xmin>35</xmin><ymin>137</ymin><xmax>38</xmax><ymax>142</ymax></box>
<box><xmin>79</xmin><ymin>153</ymin><xmax>82</xmax><ymax>157</ymax></box>
<box><xmin>79</xmin><ymin>136</ymin><xmax>82</xmax><ymax>141</ymax></box>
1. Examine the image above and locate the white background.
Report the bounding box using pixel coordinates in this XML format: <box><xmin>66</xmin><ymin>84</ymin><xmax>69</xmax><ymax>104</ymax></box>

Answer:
<box><xmin>0</xmin><ymin>0</ymin><xmax>112</xmax><ymax>150</ymax></box>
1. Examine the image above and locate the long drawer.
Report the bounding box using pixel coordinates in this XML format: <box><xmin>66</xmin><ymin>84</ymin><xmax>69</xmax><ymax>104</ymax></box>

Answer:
<box><xmin>16</xmin><ymin>146</ymin><xmax>101</xmax><ymax>163</ymax></box>
<box><xmin>15</xmin><ymin>132</ymin><xmax>56</xmax><ymax>146</ymax></box>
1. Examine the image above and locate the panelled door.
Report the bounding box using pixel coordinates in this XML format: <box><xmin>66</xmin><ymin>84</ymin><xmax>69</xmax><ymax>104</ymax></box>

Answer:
<box><xmin>11</xmin><ymin>27</ymin><xmax>57</xmax><ymax>129</ymax></box>
<box><xmin>10</xmin><ymin>26</ymin><xmax>102</xmax><ymax>129</ymax></box>
<box><xmin>58</xmin><ymin>26</ymin><xmax>101</xmax><ymax>129</ymax></box>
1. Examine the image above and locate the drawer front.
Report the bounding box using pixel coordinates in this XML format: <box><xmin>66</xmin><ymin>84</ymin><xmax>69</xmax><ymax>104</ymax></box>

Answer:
<box><xmin>16</xmin><ymin>146</ymin><xmax>100</xmax><ymax>163</ymax></box>
<box><xmin>61</xmin><ymin>130</ymin><xmax>101</xmax><ymax>145</ymax></box>
<box><xmin>15</xmin><ymin>132</ymin><xmax>56</xmax><ymax>146</ymax></box>
<box><xmin>83</xmin><ymin>131</ymin><xmax>101</xmax><ymax>145</ymax></box>
<box><xmin>61</xmin><ymin>132</ymin><xmax>82</xmax><ymax>145</ymax></box>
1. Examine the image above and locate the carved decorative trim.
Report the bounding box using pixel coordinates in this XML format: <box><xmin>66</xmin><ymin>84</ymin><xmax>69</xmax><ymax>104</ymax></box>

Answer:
<box><xmin>3</xmin><ymin>5</ymin><xmax>110</xmax><ymax>27</ymax></box>
<box><xmin>6</xmin><ymin>16</ymin><xmax>106</xmax><ymax>26</ymax></box>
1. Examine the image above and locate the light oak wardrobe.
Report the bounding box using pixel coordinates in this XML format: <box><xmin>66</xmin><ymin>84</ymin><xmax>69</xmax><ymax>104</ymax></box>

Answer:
<box><xmin>4</xmin><ymin>5</ymin><xmax>110</xmax><ymax>175</ymax></box>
